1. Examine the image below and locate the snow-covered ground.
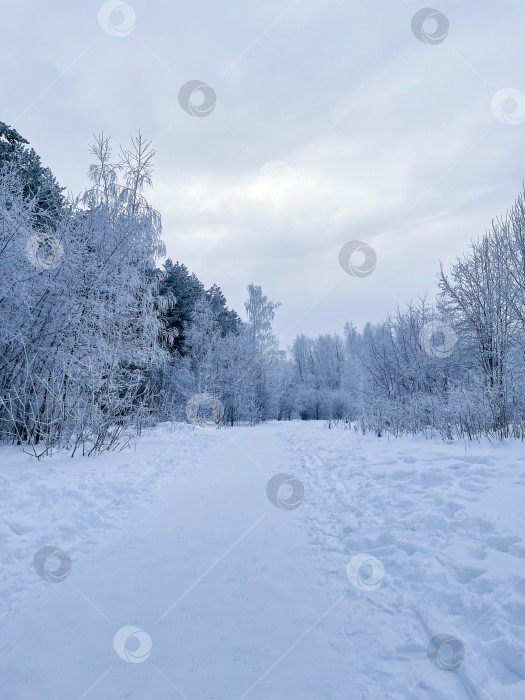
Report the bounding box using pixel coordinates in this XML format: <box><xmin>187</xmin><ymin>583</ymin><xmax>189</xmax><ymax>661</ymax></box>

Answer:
<box><xmin>0</xmin><ymin>421</ymin><xmax>524</xmax><ymax>699</ymax></box>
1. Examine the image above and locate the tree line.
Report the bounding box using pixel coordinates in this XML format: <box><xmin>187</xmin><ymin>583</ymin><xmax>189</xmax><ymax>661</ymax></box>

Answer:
<box><xmin>287</xmin><ymin>197</ymin><xmax>525</xmax><ymax>441</ymax></box>
<box><xmin>1</xmin><ymin>124</ymin><xmax>524</xmax><ymax>455</ymax></box>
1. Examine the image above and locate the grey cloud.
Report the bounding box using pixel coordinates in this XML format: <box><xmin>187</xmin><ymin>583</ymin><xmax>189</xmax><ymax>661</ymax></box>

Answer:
<box><xmin>2</xmin><ymin>0</ymin><xmax>525</xmax><ymax>337</ymax></box>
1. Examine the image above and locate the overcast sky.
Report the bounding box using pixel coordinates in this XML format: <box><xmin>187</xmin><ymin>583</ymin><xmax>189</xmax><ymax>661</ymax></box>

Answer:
<box><xmin>3</xmin><ymin>0</ymin><xmax>525</xmax><ymax>342</ymax></box>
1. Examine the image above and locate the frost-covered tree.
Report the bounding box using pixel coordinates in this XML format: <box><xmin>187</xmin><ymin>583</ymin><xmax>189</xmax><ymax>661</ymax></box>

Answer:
<box><xmin>244</xmin><ymin>285</ymin><xmax>281</xmax><ymax>421</ymax></box>
<box><xmin>0</xmin><ymin>133</ymin><xmax>165</xmax><ymax>455</ymax></box>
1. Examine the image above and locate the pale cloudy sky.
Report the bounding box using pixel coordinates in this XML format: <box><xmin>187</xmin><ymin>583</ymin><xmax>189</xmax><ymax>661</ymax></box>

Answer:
<box><xmin>3</xmin><ymin>0</ymin><xmax>525</xmax><ymax>342</ymax></box>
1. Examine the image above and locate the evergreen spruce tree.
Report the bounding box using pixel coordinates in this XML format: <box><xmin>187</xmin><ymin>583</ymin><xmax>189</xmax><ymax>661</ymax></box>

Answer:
<box><xmin>0</xmin><ymin>121</ymin><xmax>64</xmax><ymax>225</ymax></box>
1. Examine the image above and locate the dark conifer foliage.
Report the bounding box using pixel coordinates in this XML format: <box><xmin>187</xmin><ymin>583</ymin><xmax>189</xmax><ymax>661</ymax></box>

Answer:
<box><xmin>159</xmin><ymin>260</ymin><xmax>241</xmax><ymax>355</ymax></box>
<box><xmin>0</xmin><ymin>122</ymin><xmax>65</xmax><ymax>225</ymax></box>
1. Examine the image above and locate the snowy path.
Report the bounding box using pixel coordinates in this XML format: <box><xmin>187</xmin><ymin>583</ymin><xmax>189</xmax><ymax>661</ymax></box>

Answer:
<box><xmin>0</xmin><ymin>423</ymin><xmax>524</xmax><ymax>699</ymax></box>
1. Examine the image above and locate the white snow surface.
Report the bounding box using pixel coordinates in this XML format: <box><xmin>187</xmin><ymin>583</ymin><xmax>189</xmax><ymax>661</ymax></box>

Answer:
<box><xmin>0</xmin><ymin>421</ymin><xmax>524</xmax><ymax>699</ymax></box>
